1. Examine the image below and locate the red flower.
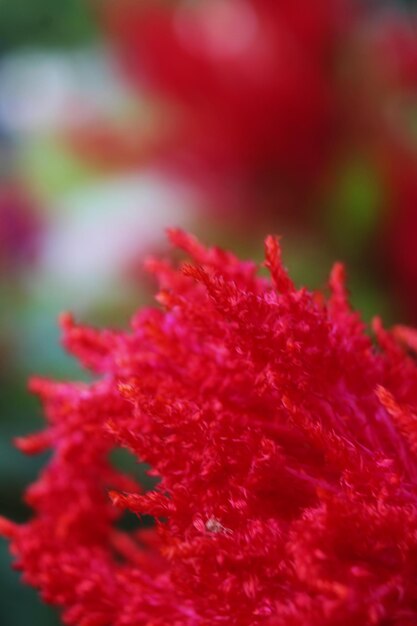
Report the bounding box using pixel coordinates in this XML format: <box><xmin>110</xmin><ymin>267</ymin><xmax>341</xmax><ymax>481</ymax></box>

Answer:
<box><xmin>3</xmin><ymin>231</ymin><xmax>417</xmax><ymax>625</ymax></box>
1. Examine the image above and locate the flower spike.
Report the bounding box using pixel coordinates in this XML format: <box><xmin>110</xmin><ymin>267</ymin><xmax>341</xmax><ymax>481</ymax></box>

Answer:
<box><xmin>3</xmin><ymin>233</ymin><xmax>417</xmax><ymax>626</ymax></box>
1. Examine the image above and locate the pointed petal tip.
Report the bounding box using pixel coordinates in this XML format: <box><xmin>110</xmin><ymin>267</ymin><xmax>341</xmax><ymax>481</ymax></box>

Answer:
<box><xmin>14</xmin><ymin>432</ymin><xmax>50</xmax><ymax>455</ymax></box>
<box><xmin>59</xmin><ymin>311</ymin><xmax>75</xmax><ymax>330</ymax></box>
<box><xmin>329</xmin><ymin>262</ymin><xmax>346</xmax><ymax>287</ymax></box>
<box><xmin>393</xmin><ymin>324</ymin><xmax>417</xmax><ymax>353</ymax></box>
<box><xmin>264</xmin><ymin>235</ymin><xmax>295</xmax><ymax>293</ymax></box>
<box><xmin>0</xmin><ymin>516</ymin><xmax>17</xmax><ymax>539</ymax></box>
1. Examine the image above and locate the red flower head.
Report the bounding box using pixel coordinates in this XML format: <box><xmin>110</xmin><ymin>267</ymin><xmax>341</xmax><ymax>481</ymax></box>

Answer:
<box><xmin>3</xmin><ymin>231</ymin><xmax>417</xmax><ymax>625</ymax></box>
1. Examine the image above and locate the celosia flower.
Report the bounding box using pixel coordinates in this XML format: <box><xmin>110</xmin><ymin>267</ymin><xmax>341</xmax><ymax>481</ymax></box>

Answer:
<box><xmin>3</xmin><ymin>231</ymin><xmax>417</xmax><ymax>625</ymax></box>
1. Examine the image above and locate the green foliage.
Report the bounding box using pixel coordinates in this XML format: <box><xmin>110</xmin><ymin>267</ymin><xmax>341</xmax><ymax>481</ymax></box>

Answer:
<box><xmin>325</xmin><ymin>159</ymin><xmax>382</xmax><ymax>256</ymax></box>
<box><xmin>0</xmin><ymin>0</ymin><xmax>97</xmax><ymax>52</ymax></box>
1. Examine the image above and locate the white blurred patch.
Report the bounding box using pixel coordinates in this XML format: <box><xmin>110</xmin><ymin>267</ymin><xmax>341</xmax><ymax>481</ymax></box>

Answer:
<box><xmin>38</xmin><ymin>172</ymin><xmax>195</xmax><ymax>309</ymax></box>
<box><xmin>0</xmin><ymin>48</ymin><xmax>125</xmax><ymax>134</ymax></box>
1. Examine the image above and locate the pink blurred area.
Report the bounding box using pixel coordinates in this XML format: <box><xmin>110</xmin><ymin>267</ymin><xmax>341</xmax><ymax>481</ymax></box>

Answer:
<box><xmin>0</xmin><ymin>182</ymin><xmax>42</xmax><ymax>275</ymax></box>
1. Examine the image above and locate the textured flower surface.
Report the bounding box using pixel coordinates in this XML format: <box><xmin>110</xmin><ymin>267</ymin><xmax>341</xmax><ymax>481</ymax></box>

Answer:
<box><xmin>3</xmin><ymin>231</ymin><xmax>417</xmax><ymax>625</ymax></box>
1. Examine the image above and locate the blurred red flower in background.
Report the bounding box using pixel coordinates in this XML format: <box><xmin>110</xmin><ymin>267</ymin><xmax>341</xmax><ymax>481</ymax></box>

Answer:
<box><xmin>3</xmin><ymin>232</ymin><xmax>417</xmax><ymax>624</ymax></box>
<box><xmin>83</xmin><ymin>1</ymin><xmax>417</xmax><ymax>320</ymax></box>
<box><xmin>103</xmin><ymin>0</ymin><xmax>353</xmax><ymax>217</ymax></box>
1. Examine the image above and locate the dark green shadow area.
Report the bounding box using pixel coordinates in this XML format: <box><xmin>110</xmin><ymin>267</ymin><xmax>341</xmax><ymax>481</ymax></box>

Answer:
<box><xmin>0</xmin><ymin>0</ymin><xmax>97</xmax><ymax>53</ymax></box>
<box><xmin>0</xmin><ymin>542</ymin><xmax>60</xmax><ymax>625</ymax></box>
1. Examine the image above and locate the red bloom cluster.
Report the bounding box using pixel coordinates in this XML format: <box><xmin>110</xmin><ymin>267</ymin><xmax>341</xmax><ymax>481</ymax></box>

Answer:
<box><xmin>3</xmin><ymin>231</ymin><xmax>417</xmax><ymax>625</ymax></box>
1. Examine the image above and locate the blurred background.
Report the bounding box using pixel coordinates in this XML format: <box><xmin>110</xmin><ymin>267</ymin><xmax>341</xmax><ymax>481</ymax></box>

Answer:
<box><xmin>2</xmin><ymin>0</ymin><xmax>417</xmax><ymax>623</ymax></box>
